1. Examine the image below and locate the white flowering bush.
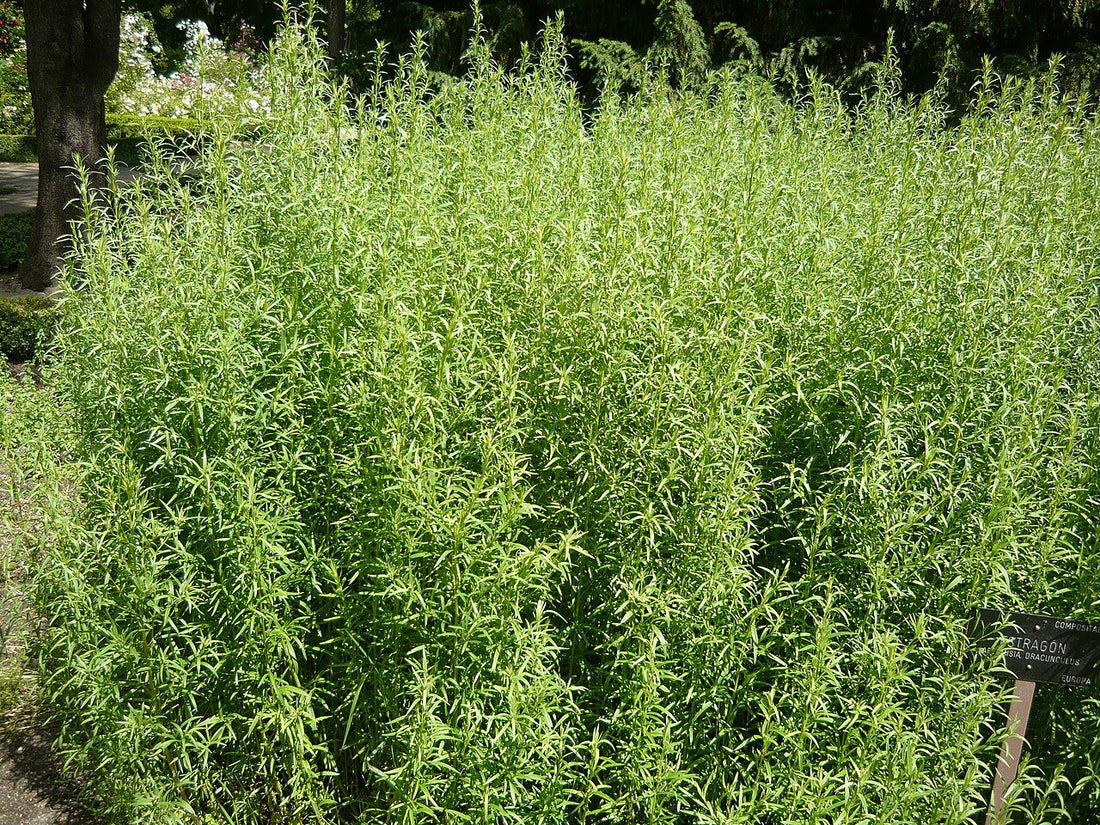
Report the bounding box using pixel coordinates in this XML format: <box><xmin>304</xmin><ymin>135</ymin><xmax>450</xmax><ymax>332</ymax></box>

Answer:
<box><xmin>111</xmin><ymin>12</ymin><xmax>162</xmax><ymax>104</ymax></box>
<box><xmin>0</xmin><ymin>0</ymin><xmax>31</xmax><ymax>135</ymax></box>
<box><xmin>108</xmin><ymin>14</ymin><xmax>270</xmax><ymax>124</ymax></box>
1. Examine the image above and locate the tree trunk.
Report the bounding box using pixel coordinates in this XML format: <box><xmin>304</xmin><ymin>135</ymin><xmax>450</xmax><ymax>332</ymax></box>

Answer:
<box><xmin>21</xmin><ymin>1</ymin><xmax>120</xmax><ymax>292</ymax></box>
<box><xmin>327</xmin><ymin>0</ymin><xmax>345</xmax><ymax>62</ymax></box>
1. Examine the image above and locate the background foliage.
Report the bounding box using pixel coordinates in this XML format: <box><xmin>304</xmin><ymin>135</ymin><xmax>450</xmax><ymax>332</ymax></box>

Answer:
<box><xmin>38</xmin><ymin>22</ymin><xmax>1100</xmax><ymax>825</ymax></box>
<box><xmin>7</xmin><ymin>0</ymin><xmax>1100</xmax><ymax>148</ymax></box>
<box><xmin>299</xmin><ymin>0</ymin><xmax>1100</xmax><ymax>100</ymax></box>
<box><xmin>0</xmin><ymin>0</ymin><xmax>29</xmax><ymax>135</ymax></box>
<box><xmin>0</xmin><ymin>292</ymin><xmax>56</xmax><ymax>361</ymax></box>
<box><xmin>0</xmin><ymin>211</ymin><xmax>31</xmax><ymax>270</ymax></box>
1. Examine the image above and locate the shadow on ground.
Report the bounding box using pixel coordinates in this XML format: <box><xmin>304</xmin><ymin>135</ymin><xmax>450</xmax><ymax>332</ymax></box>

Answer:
<box><xmin>0</xmin><ymin>710</ymin><xmax>103</xmax><ymax>825</ymax></box>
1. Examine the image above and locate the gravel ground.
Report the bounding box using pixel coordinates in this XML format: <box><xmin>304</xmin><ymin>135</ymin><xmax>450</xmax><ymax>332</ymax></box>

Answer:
<box><xmin>0</xmin><ymin>717</ymin><xmax>102</xmax><ymax>825</ymax></box>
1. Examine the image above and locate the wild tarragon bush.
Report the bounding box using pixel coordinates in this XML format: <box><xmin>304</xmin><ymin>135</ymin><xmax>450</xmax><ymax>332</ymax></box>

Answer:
<box><xmin>39</xmin><ymin>23</ymin><xmax>1100</xmax><ymax>825</ymax></box>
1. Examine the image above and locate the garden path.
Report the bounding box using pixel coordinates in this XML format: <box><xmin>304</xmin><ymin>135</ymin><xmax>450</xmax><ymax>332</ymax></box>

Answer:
<box><xmin>0</xmin><ymin>162</ymin><xmax>142</xmax><ymax>216</ymax></box>
<box><xmin>0</xmin><ymin>164</ymin><xmax>38</xmax><ymax>216</ymax></box>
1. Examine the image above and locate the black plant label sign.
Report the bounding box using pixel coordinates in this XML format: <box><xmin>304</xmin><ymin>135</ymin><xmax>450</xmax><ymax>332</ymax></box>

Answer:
<box><xmin>971</xmin><ymin>610</ymin><xmax>1100</xmax><ymax>686</ymax></box>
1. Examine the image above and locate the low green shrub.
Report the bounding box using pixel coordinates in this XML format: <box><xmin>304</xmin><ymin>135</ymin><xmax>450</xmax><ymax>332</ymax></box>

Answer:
<box><xmin>106</xmin><ymin>114</ymin><xmax>201</xmax><ymax>140</ymax></box>
<box><xmin>40</xmin><ymin>23</ymin><xmax>1100</xmax><ymax>825</ymax></box>
<box><xmin>0</xmin><ymin>294</ymin><xmax>57</xmax><ymax>362</ymax></box>
<box><xmin>105</xmin><ymin>115</ymin><xmax>203</xmax><ymax>166</ymax></box>
<box><xmin>0</xmin><ymin>116</ymin><xmax>216</xmax><ymax>165</ymax></box>
<box><xmin>0</xmin><ymin>134</ymin><xmax>35</xmax><ymax>162</ymax></box>
<box><xmin>0</xmin><ymin>119</ymin><xmax>204</xmax><ymax>165</ymax></box>
<box><xmin>0</xmin><ymin>211</ymin><xmax>31</xmax><ymax>270</ymax></box>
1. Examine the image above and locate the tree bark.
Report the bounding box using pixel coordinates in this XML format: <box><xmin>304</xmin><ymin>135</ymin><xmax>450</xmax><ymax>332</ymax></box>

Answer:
<box><xmin>327</xmin><ymin>0</ymin><xmax>345</xmax><ymax>62</ymax></box>
<box><xmin>21</xmin><ymin>0</ymin><xmax>120</xmax><ymax>291</ymax></box>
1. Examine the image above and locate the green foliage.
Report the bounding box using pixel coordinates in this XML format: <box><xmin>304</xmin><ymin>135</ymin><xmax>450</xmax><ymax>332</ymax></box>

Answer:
<box><xmin>105</xmin><ymin>115</ymin><xmax>209</xmax><ymax>165</ymax></box>
<box><xmin>0</xmin><ymin>133</ymin><xmax>34</xmax><ymax>161</ymax></box>
<box><xmin>712</xmin><ymin>22</ymin><xmax>763</xmax><ymax>73</ymax></box>
<box><xmin>575</xmin><ymin>0</ymin><xmax>708</xmax><ymax>91</ymax></box>
<box><xmin>39</xmin><ymin>22</ymin><xmax>1100</xmax><ymax>825</ymax></box>
<box><xmin>326</xmin><ymin>1</ymin><xmax>1100</xmax><ymax>104</ymax></box>
<box><xmin>0</xmin><ymin>211</ymin><xmax>30</xmax><ymax>270</ymax></box>
<box><xmin>0</xmin><ymin>0</ymin><xmax>22</xmax><ymax>59</ymax></box>
<box><xmin>112</xmin><ymin>0</ymin><xmax>1100</xmax><ymax>104</ymax></box>
<box><xmin>648</xmin><ymin>0</ymin><xmax>709</xmax><ymax>88</ymax></box>
<box><xmin>0</xmin><ymin>0</ymin><xmax>30</xmax><ymax>135</ymax></box>
<box><xmin>0</xmin><ymin>295</ymin><xmax>58</xmax><ymax>363</ymax></box>
<box><xmin>0</xmin><ymin>52</ymin><xmax>30</xmax><ymax>134</ymax></box>
<box><xmin>0</xmin><ymin>373</ymin><xmax>71</xmax><ymax>722</ymax></box>
<box><xmin>106</xmin><ymin>114</ymin><xmax>202</xmax><ymax>140</ymax></box>
<box><xmin>573</xmin><ymin>36</ymin><xmax>649</xmax><ymax>93</ymax></box>
<box><xmin>0</xmin><ymin>212</ymin><xmax>61</xmax><ymax>361</ymax></box>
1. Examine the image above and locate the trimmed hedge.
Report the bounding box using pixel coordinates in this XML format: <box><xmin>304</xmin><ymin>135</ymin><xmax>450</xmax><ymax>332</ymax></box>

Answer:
<box><xmin>0</xmin><ymin>116</ymin><xmax>201</xmax><ymax>164</ymax></box>
<box><xmin>0</xmin><ymin>134</ymin><xmax>35</xmax><ymax>162</ymax></box>
<box><xmin>0</xmin><ymin>211</ymin><xmax>31</xmax><ymax>270</ymax></box>
<box><xmin>0</xmin><ymin>293</ymin><xmax>57</xmax><ymax>362</ymax></box>
<box><xmin>0</xmin><ymin>212</ymin><xmax>58</xmax><ymax>363</ymax></box>
<box><xmin>105</xmin><ymin>114</ymin><xmax>200</xmax><ymax>139</ymax></box>
<box><xmin>107</xmin><ymin>116</ymin><xmax>202</xmax><ymax>166</ymax></box>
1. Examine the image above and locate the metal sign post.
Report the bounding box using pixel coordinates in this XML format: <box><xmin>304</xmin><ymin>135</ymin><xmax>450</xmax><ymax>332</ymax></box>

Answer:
<box><xmin>970</xmin><ymin>610</ymin><xmax>1100</xmax><ymax>825</ymax></box>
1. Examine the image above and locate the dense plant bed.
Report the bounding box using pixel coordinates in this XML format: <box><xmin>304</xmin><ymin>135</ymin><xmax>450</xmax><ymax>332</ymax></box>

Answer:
<box><xmin>39</xmin><ymin>26</ymin><xmax>1100</xmax><ymax>825</ymax></box>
